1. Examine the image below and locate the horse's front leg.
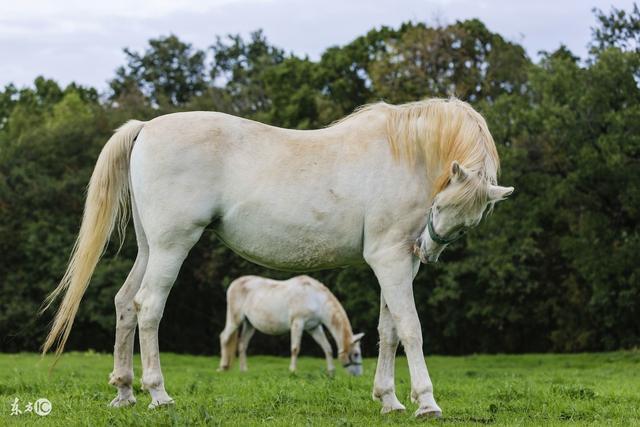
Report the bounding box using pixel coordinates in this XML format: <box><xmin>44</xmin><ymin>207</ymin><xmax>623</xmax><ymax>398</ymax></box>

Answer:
<box><xmin>309</xmin><ymin>325</ymin><xmax>335</xmax><ymax>374</ymax></box>
<box><xmin>367</xmin><ymin>250</ymin><xmax>442</xmax><ymax>418</ymax></box>
<box><xmin>372</xmin><ymin>293</ymin><xmax>405</xmax><ymax>413</ymax></box>
<box><xmin>289</xmin><ymin>318</ymin><xmax>304</xmax><ymax>373</ymax></box>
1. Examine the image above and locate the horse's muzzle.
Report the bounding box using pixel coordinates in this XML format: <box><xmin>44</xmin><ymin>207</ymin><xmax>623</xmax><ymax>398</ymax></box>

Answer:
<box><xmin>413</xmin><ymin>238</ymin><xmax>429</xmax><ymax>264</ymax></box>
<box><xmin>413</xmin><ymin>236</ymin><xmax>440</xmax><ymax>263</ymax></box>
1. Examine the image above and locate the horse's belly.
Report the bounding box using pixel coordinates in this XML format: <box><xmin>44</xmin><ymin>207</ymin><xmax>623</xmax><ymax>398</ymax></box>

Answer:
<box><xmin>218</xmin><ymin>233</ymin><xmax>359</xmax><ymax>271</ymax></box>
<box><xmin>214</xmin><ymin>207</ymin><xmax>364</xmax><ymax>271</ymax></box>
<box><xmin>245</xmin><ymin>307</ymin><xmax>291</xmax><ymax>335</ymax></box>
<box><xmin>244</xmin><ymin>302</ymin><xmax>321</xmax><ymax>335</ymax></box>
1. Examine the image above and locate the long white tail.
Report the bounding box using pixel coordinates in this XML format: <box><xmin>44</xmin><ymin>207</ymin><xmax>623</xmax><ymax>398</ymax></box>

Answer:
<box><xmin>42</xmin><ymin>120</ymin><xmax>145</xmax><ymax>358</ymax></box>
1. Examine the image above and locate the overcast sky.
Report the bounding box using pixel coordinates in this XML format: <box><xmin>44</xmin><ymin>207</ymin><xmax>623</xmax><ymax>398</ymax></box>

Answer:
<box><xmin>0</xmin><ymin>0</ymin><xmax>635</xmax><ymax>91</ymax></box>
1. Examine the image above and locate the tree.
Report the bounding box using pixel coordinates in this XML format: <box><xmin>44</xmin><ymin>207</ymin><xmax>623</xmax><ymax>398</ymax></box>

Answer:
<box><xmin>591</xmin><ymin>3</ymin><xmax>640</xmax><ymax>53</ymax></box>
<box><xmin>211</xmin><ymin>30</ymin><xmax>285</xmax><ymax>116</ymax></box>
<box><xmin>2</xmin><ymin>8</ymin><xmax>640</xmax><ymax>356</ymax></box>
<box><xmin>368</xmin><ymin>20</ymin><xmax>529</xmax><ymax>104</ymax></box>
<box><xmin>110</xmin><ymin>35</ymin><xmax>208</xmax><ymax>107</ymax></box>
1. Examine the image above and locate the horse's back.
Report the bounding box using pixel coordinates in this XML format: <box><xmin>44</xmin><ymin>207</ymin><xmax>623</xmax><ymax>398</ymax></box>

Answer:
<box><xmin>128</xmin><ymin>109</ymin><xmax>415</xmax><ymax>271</ymax></box>
<box><xmin>229</xmin><ymin>276</ymin><xmax>328</xmax><ymax>335</ymax></box>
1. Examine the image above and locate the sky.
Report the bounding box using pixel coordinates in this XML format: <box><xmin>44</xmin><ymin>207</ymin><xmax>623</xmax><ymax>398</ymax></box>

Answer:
<box><xmin>0</xmin><ymin>0</ymin><xmax>636</xmax><ymax>91</ymax></box>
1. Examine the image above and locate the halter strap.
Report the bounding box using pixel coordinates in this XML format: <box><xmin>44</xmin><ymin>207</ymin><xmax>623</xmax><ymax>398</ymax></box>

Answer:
<box><xmin>427</xmin><ymin>208</ymin><xmax>466</xmax><ymax>245</ymax></box>
<box><xmin>339</xmin><ymin>351</ymin><xmax>362</xmax><ymax>368</ymax></box>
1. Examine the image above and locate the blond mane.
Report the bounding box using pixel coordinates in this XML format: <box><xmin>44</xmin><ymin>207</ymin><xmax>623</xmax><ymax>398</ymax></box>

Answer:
<box><xmin>336</xmin><ymin>98</ymin><xmax>500</xmax><ymax>209</ymax></box>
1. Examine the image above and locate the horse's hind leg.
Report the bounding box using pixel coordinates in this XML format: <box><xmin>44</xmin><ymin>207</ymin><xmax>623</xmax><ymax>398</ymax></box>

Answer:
<box><xmin>134</xmin><ymin>226</ymin><xmax>204</xmax><ymax>409</ymax></box>
<box><xmin>109</xmin><ymin>197</ymin><xmax>148</xmax><ymax>407</ymax></box>
<box><xmin>238</xmin><ymin>320</ymin><xmax>255</xmax><ymax>372</ymax></box>
<box><xmin>108</xmin><ymin>254</ymin><xmax>146</xmax><ymax>407</ymax></box>
<box><xmin>218</xmin><ymin>304</ymin><xmax>243</xmax><ymax>371</ymax></box>
<box><xmin>289</xmin><ymin>318</ymin><xmax>304</xmax><ymax>373</ymax></box>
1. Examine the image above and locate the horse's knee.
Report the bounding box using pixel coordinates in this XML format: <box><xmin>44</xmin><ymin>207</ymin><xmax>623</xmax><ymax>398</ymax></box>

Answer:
<box><xmin>133</xmin><ymin>289</ymin><xmax>144</xmax><ymax>314</ymax></box>
<box><xmin>378</xmin><ymin>325</ymin><xmax>399</xmax><ymax>346</ymax></box>
<box><xmin>134</xmin><ymin>288</ymin><xmax>168</xmax><ymax>332</ymax></box>
<box><xmin>396</xmin><ymin>327</ymin><xmax>422</xmax><ymax>348</ymax></box>
<box><xmin>135</xmin><ymin>301</ymin><xmax>162</xmax><ymax>332</ymax></box>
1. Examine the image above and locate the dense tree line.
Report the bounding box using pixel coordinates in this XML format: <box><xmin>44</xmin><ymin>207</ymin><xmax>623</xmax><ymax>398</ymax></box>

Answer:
<box><xmin>1</xmin><ymin>5</ymin><xmax>639</xmax><ymax>357</ymax></box>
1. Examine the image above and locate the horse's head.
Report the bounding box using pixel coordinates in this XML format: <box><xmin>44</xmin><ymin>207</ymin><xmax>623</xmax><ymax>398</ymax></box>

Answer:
<box><xmin>414</xmin><ymin>161</ymin><xmax>513</xmax><ymax>263</ymax></box>
<box><xmin>344</xmin><ymin>332</ymin><xmax>365</xmax><ymax>376</ymax></box>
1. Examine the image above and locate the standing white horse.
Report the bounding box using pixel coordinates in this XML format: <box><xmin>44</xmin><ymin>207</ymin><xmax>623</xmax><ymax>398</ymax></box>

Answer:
<box><xmin>43</xmin><ymin>98</ymin><xmax>513</xmax><ymax>417</ymax></box>
<box><xmin>218</xmin><ymin>275</ymin><xmax>364</xmax><ymax>375</ymax></box>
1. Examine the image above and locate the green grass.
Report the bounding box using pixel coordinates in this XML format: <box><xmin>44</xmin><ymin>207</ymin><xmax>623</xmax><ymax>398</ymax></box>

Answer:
<box><xmin>1</xmin><ymin>351</ymin><xmax>639</xmax><ymax>426</ymax></box>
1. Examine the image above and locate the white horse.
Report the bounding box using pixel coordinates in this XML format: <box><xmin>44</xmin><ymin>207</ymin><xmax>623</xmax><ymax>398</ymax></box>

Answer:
<box><xmin>217</xmin><ymin>275</ymin><xmax>364</xmax><ymax>375</ymax></box>
<box><xmin>43</xmin><ymin>98</ymin><xmax>513</xmax><ymax>418</ymax></box>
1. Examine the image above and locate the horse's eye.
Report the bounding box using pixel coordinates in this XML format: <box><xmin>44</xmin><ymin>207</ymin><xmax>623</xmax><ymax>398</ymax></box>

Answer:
<box><xmin>450</xmin><ymin>227</ymin><xmax>466</xmax><ymax>240</ymax></box>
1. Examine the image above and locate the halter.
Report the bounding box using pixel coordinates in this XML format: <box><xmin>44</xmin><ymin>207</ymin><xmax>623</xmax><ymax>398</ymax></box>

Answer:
<box><xmin>340</xmin><ymin>351</ymin><xmax>362</xmax><ymax>368</ymax></box>
<box><xmin>427</xmin><ymin>207</ymin><xmax>466</xmax><ymax>245</ymax></box>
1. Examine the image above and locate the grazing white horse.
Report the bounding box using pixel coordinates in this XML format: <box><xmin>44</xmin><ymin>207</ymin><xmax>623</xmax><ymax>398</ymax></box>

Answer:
<box><xmin>43</xmin><ymin>98</ymin><xmax>513</xmax><ymax>417</ymax></box>
<box><xmin>218</xmin><ymin>275</ymin><xmax>364</xmax><ymax>375</ymax></box>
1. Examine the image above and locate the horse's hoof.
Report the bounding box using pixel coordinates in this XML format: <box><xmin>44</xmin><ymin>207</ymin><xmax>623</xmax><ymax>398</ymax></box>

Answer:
<box><xmin>414</xmin><ymin>407</ymin><xmax>442</xmax><ymax>418</ymax></box>
<box><xmin>216</xmin><ymin>366</ymin><xmax>228</xmax><ymax>372</ymax></box>
<box><xmin>380</xmin><ymin>403</ymin><xmax>406</xmax><ymax>414</ymax></box>
<box><xmin>109</xmin><ymin>395</ymin><xmax>136</xmax><ymax>408</ymax></box>
<box><xmin>148</xmin><ymin>399</ymin><xmax>175</xmax><ymax>409</ymax></box>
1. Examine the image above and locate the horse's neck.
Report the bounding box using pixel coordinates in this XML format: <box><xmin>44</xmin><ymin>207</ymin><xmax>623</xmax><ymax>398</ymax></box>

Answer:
<box><xmin>321</xmin><ymin>301</ymin><xmax>352</xmax><ymax>358</ymax></box>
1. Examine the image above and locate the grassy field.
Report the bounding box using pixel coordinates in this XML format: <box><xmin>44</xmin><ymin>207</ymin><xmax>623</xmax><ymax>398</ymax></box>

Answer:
<box><xmin>1</xmin><ymin>351</ymin><xmax>639</xmax><ymax>426</ymax></box>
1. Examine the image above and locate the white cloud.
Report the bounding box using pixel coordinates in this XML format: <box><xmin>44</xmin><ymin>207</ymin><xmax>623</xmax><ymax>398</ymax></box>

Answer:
<box><xmin>0</xmin><ymin>0</ymin><xmax>244</xmax><ymax>20</ymax></box>
<box><xmin>0</xmin><ymin>0</ymin><xmax>636</xmax><ymax>89</ymax></box>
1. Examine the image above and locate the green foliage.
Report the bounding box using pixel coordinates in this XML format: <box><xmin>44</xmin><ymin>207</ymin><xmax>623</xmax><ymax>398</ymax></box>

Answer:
<box><xmin>591</xmin><ymin>3</ymin><xmax>640</xmax><ymax>53</ymax></box>
<box><xmin>111</xmin><ymin>34</ymin><xmax>208</xmax><ymax>107</ymax></box>
<box><xmin>368</xmin><ymin>20</ymin><xmax>528</xmax><ymax>103</ymax></box>
<box><xmin>211</xmin><ymin>30</ymin><xmax>285</xmax><ymax>117</ymax></box>
<box><xmin>1</xmin><ymin>7</ymin><xmax>639</xmax><ymax>356</ymax></box>
<box><xmin>1</xmin><ymin>352</ymin><xmax>639</xmax><ymax>425</ymax></box>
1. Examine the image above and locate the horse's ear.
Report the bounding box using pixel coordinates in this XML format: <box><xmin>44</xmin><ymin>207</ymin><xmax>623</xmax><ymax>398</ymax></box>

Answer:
<box><xmin>450</xmin><ymin>161</ymin><xmax>468</xmax><ymax>182</ymax></box>
<box><xmin>488</xmin><ymin>185</ymin><xmax>514</xmax><ymax>201</ymax></box>
<box><xmin>351</xmin><ymin>332</ymin><xmax>365</xmax><ymax>344</ymax></box>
